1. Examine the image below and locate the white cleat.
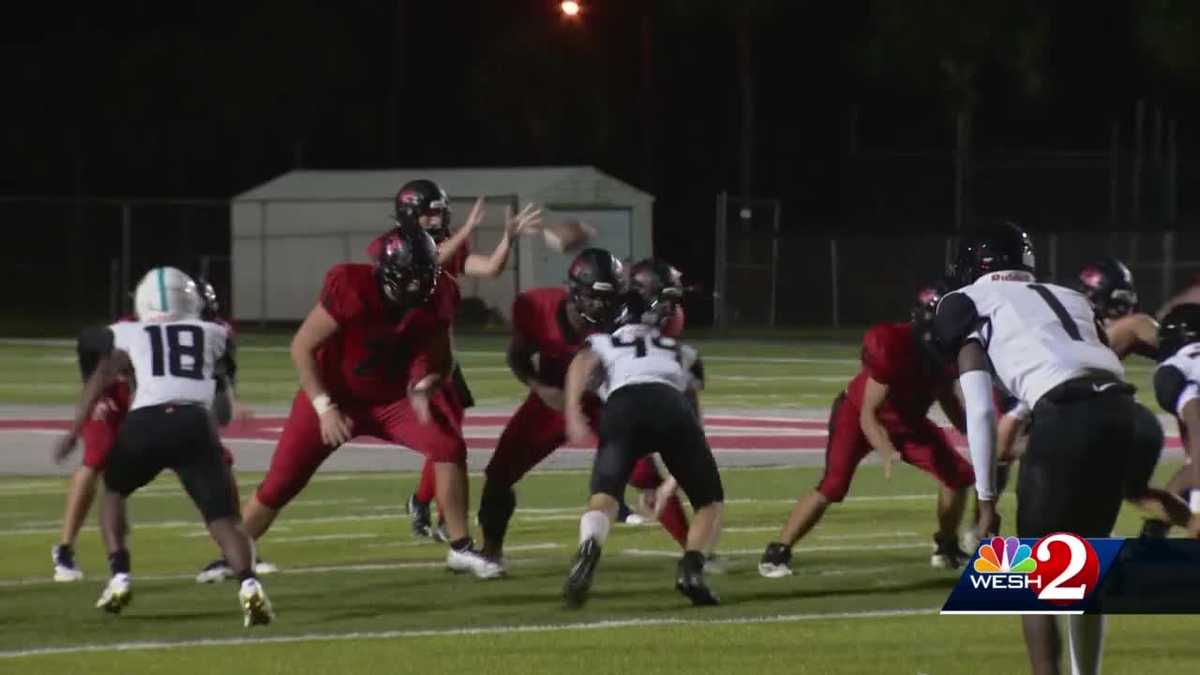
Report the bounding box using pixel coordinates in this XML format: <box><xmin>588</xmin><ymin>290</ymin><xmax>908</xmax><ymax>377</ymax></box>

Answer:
<box><xmin>254</xmin><ymin>560</ymin><xmax>280</xmax><ymax>575</ymax></box>
<box><xmin>703</xmin><ymin>555</ymin><xmax>730</xmax><ymax>575</ymax></box>
<box><xmin>95</xmin><ymin>573</ymin><xmax>133</xmax><ymax>614</ymax></box>
<box><xmin>623</xmin><ymin>514</ymin><xmax>650</xmax><ymax>526</ymax></box>
<box><xmin>757</xmin><ymin>562</ymin><xmax>794</xmax><ymax>579</ymax></box>
<box><xmin>196</xmin><ymin>559</ymin><xmax>233</xmax><ymax>584</ymax></box>
<box><xmin>446</xmin><ymin>546</ymin><xmax>505</xmax><ymax>579</ymax></box>
<box><xmin>239</xmin><ymin>578</ymin><xmax>274</xmax><ymax>627</ymax></box>
<box><xmin>52</xmin><ymin>545</ymin><xmax>84</xmax><ymax>583</ymax></box>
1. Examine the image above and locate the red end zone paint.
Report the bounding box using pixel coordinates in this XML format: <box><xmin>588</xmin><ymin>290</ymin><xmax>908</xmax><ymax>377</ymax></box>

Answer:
<box><xmin>0</xmin><ymin>416</ymin><xmax>1184</xmax><ymax>453</ymax></box>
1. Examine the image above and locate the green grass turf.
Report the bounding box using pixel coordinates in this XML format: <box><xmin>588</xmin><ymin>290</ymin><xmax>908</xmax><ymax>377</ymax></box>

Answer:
<box><xmin>0</xmin><ymin>331</ymin><xmax>1164</xmax><ymax>410</ymax></box>
<box><xmin>0</xmin><ymin>463</ymin><xmax>1196</xmax><ymax>673</ymax></box>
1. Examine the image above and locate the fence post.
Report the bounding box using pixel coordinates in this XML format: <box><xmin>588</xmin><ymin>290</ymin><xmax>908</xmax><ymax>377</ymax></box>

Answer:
<box><xmin>121</xmin><ymin>202</ymin><xmax>132</xmax><ymax>314</ymax></box>
<box><xmin>830</xmin><ymin>237</ymin><xmax>840</xmax><ymax>330</ymax></box>
<box><xmin>713</xmin><ymin>191</ymin><xmax>728</xmax><ymax>330</ymax></box>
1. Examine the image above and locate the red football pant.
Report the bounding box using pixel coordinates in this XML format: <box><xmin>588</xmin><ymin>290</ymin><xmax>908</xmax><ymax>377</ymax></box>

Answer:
<box><xmin>415</xmin><ymin>459</ymin><xmax>436</xmax><ymax>504</ymax></box>
<box><xmin>256</xmin><ymin>389</ymin><xmax>466</xmax><ymax>510</ymax></box>
<box><xmin>816</xmin><ymin>395</ymin><xmax>975</xmax><ymax>503</ymax></box>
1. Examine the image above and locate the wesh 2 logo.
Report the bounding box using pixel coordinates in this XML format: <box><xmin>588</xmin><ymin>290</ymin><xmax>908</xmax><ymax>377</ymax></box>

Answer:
<box><xmin>970</xmin><ymin>533</ymin><xmax>1100</xmax><ymax>604</ymax></box>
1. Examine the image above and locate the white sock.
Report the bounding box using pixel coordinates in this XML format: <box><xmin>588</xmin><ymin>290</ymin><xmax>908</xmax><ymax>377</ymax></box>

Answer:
<box><xmin>579</xmin><ymin>510</ymin><xmax>611</xmax><ymax>546</ymax></box>
<box><xmin>1067</xmin><ymin>614</ymin><xmax>1105</xmax><ymax>675</ymax></box>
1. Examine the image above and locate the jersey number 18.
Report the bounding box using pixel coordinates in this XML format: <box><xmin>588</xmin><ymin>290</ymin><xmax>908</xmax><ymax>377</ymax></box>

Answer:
<box><xmin>144</xmin><ymin>325</ymin><xmax>205</xmax><ymax>380</ymax></box>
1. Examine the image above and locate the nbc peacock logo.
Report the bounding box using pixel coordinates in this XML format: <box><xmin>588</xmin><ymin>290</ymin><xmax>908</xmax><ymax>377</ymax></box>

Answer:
<box><xmin>969</xmin><ymin>536</ymin><xmax>1041</xmax><ymax>591</ymax></box>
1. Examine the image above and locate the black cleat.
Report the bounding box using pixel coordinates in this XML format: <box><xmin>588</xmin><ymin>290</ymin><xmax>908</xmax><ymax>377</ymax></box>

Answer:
<box><xmin>676</xmin><ymin>553</ymin><xmax>720</xmax><ymax>606</ymax></box>
<box><xmin>931</xmin><ymin>532</ymin><xmax>969</xmax><ymax>570</ymax></box>
<box><xmin>758</xmin><ymin>542</ymin><xmax>793</xmax><ymax>578</ymax></box>
<box><xmin>563</xmin><ymin>538</ymin><xmax>602</xmax><ymax>609</ymax></box>
<box><xmin>406</xmin><ymin>493</ymin><xmax>433</xmax><ymax>539</ymax></box>
<box><xmin>1140</xmin><ymin>519</ymin><xmax>1170</xmax><ymax>539</ymax></box>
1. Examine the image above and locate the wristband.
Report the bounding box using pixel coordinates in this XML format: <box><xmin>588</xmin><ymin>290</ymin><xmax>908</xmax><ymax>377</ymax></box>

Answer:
<box><xmin>312</xmin><ymin>393</ymin><xmax>336</xmax><ymax>415</ymax></box>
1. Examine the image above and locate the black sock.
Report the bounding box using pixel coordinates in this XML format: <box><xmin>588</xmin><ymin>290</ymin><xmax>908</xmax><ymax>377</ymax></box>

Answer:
<box><xmin>108</xmin><ymin>549</ymin><xmax>131</xmax><ymax>575</ymax></box>
<box><xmin>681</xmin><ymin>550</ymin><xmax>705</xmax><ymax>572</ymax></box>
<box><xmin>57</xmin><ymin>543</ymin><xmax>73</xmax><ymax>554</ymax></box>
<box><xmin>450</xmin><ymin>537</ymin><xmax>473</xmax><ymax>552</ymax></box>
<box><xmin>237</xmin><ymin>570</ymin><xmax>258</xmax><ymax>583</ymax></box>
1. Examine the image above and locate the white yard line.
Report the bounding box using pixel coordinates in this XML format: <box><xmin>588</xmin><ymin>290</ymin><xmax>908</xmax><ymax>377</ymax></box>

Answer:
<box><xmin>0</xmin><ymin>607</ymin><xmax>937</xmax><ymax>659</ymax></box>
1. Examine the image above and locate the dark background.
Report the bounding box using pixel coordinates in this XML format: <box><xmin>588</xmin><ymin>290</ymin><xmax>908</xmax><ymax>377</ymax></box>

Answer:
<box><xmin>4</xmin><ymin>1</ymin><xmax>1199</xmax><ymax>326</ymax></box>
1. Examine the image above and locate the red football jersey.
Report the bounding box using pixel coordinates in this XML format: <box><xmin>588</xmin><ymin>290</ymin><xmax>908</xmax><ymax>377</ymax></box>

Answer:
<box><xmin>512</xmin><ymin>287</ymin><xmax>599</xmax><ymax>388</ymax></box>
<box><xmin>662</xmin><ymin>305</ymin><xmax>685</xmax><ymax>338</ymax></box>
<box><xmin>317</xmin><ymin>264</ymin><xmax>457</xmax><ymax>404</ymax></box>
<box><xmin>845</xmin><ymin>322</ymin><xmax>956</xmax><ymax>424</ymax></box>
<box><xmin>367</xmin><ymin>231</ymin><xmax>470</xmax><ymax>278</ymax></box>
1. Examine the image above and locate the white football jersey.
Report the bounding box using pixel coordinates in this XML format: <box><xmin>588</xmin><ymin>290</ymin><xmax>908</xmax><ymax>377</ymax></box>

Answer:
<box><xmin>585</xmin><ymin>324</ymin><xmax>702</xmax><ymax>401</ymax></box>
<box><xmin>934</xmin><ymin>271</ymin><xmax>1123</xmax><ymax>408</ymax></box>
<box><xmin>1157</xmin><ymin>342</ymin><xmax>1200</xmax><ymax>416</ymax></box>
<box><xmin>110</xmin><ymin>320</ymin><xmax>229</xmax><ymax>410</ymax></box>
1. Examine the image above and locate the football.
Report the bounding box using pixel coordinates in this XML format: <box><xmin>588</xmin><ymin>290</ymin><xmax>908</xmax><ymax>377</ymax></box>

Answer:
<box><xmin>542</xmin><ymin>219</ymin><xmax>596</xmax><ymax>253</ymax></box>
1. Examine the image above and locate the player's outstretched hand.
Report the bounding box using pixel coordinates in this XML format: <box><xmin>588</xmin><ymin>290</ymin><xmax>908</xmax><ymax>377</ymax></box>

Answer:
<box><xmin>52</xmin><ymin>434</ymin><xmax>78</xmax><ymax>464</ymax></box>
<box><xmin>462</xmin><ymin>196</ymin><xmax>486</xmax><ymax>233</ymax></box>
<box><xmin>566</xmin><ymin>410</ymin><xmax>591</xmax><ymax>446</ymax></box>
<box><xmin>319</xmin><ymin>408</ymin><xmax>354</xmax><ymax>447</ymax></box>
<box><xmin>505</xmin><ymin>203</ymin><xmax>543</xmax><ymax>239</ymax></box>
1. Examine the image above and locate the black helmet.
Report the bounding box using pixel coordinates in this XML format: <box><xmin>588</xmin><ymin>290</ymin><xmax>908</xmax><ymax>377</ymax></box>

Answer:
<box><xmin>618</xmin><ymin>258</ymin><xmax>684</xmax><ymax>327</ymax></box>
<box><xmin>197</xmin><ymin>278</ymin><xmax>219</xmax><ymax>321</ymax></box>
<box><xmin>1159</xmin><ymin>303</ymin><xmax>1200</xmax><ymax>361</ymax></box>
<box><xmin>567</xmin><ymin>248</ymin><xmax>625</xmax><ymax>327</ymax></box>
<box><xmin>948</xmin><ymin>221</ymin><xmax>1036</xmax><ymax>288</ymax></box>
<box><xmin>1077</xmin><ymin>257</ymin><xmax>1138</xmax><ymax>319</ymax></box>
<box><xmin>375</xmin><ymin>224</ymin><xmax>440</xmax><ymax>308</ymax></box>
<box><xmin>394</xmin><ymin>179</ymin><xmax>451</xmax><ymax>241</ymax></box>
<box><xmin>911</xmin><ymin>280</ymin><xmax>948</xmax><ymax>327</ymax></box>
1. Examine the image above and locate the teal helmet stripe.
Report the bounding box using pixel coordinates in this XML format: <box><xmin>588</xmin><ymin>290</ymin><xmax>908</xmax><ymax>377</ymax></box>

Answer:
<box><xmin>157</xmin><ymin>268</ymin><xmax>168</xmax><ymax>312</ymax></box>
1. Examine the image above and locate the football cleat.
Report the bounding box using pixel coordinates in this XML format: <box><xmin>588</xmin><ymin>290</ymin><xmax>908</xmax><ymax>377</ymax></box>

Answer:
<box><xmin>702</xmin><ymin>554</ymin><xmax>729</xmax><ymax>575</ymax></box>
<box><xmin>676</xmin><ymin>555</ymin><xmax>720</xmax><ymax>606</ymax></box>
<box><xmin>446</xmin><ymin>544</ymin><xmax>505</xmax><ymax>579</ymax></box>
<box><xmin>95</xmin><ymin>573</ymin><xmax>133</xmax><ymax>614</ymax></box>
<box><xmin>254</xmin><ymin>558</ymin><xmax>279</xmax><ymax>575</ymax></box>
<box><xmin>238</xmin><ymin>578</ymin><xmax>274</xmax><ymax>627</ymax></box>
<box><xmin>563</xmin><ymin>537</ymin><xmax>602</xmax><ymax>609</ymax></box>
<box><xmin>406</xmin><ymin>494</ymin><xmax>433</xmax><ymax>540</ymax></box>
<box><xmin>196</xmin><ymin>558</ymin><xmax>233</xmax><ymax>584</ymax></box>
<box><xmin>52</xmin><ymin>545</ymin><xmax>84</xmax><ymax>582</ymax></box>
<box><xmin>431</xmin><ymin>518</ymin><xmax>450</xmax><ymax>544</ymax></box>
<box><xmin>931</xmin><ymin>532</ymin><xmax>970</xmax><ymax>569</ymax></box>
<box><xmin>758</xmin><ymin>542</ymin><xmax>793</xmax><ymax>579</ymax></box>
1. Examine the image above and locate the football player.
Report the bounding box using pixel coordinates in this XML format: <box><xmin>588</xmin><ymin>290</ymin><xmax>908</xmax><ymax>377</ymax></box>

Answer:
<box><xmin>988</xmin><ymin>259</ymin><xmax>1195</xmax><ymax>539</ymax></box>
<box><xmin>52</xmin><ymin>267</ymin><xmax>272</xmax><ymax>626</ymax></box>
<box><xmin>758</xmin><ymin>283</ymin><xmax>976</xmax><ymax>578</ymax></box>
<box><xmin>933</xmin><ymin>222</ymin><xmax>1131</xmax><ymax>675</ymax></box>
<box><xmin>367</xmin><ymin>179</ymin><xmax>542</xmax><ymax>541</ymax></box>
<box><xmin>1153</xmin><ymin>304</ymin><xmax>1200</xmax><ymax>522</ymax></box>
<box><xmin>240</xmin><ymin>223</ymin><xmax>501</xmax><ymax>578</ymax></box>
<box><xmin>561</xmin><ymin>266</ymin><xmax>723</xmax><ymax>608</ymax></box>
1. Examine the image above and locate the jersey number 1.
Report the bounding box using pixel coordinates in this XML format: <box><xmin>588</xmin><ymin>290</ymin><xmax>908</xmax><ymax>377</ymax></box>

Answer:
<box><xmin>1027</xmin><ymin>284</ymin><xmax>1083</xmax><ymax>342</ymax></box>
<box><xmin>144</xmin><ymin>325</ymin><xmax>206</xmax><ymax>379</ymax></box>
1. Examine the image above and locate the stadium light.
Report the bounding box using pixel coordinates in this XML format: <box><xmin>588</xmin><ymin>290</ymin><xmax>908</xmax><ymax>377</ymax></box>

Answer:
<box><xmin>560</xmin><ymin>1</ymin><xmax>582</xmax><ymax>19</ymax></box>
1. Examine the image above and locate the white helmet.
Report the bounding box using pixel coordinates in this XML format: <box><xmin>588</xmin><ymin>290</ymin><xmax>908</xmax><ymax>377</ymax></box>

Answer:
<box><xmin>134</xmin><ymin>267</ymin><xmax>202</xmax><ymax>321</ymax></box>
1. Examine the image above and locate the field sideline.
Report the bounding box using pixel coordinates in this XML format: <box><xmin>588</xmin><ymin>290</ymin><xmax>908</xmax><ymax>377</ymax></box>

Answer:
<box><xmin>0</xmin><ymin>333</ymin><xmax>1194</xmax><ymax>674</ymax></box>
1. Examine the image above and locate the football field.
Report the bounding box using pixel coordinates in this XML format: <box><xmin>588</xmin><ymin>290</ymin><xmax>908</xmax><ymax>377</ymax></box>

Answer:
<box><xmin>0</xmin><ymin>333</ymin><xmax>1196</xmax><ymax>674</ymax></box>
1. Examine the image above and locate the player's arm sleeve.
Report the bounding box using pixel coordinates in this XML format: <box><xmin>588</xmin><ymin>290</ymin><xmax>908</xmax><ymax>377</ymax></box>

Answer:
<box><xmin>76</xmin><ymin>325</ymin><xmax>115</xmax><ymax>381</ymax></box>
<box><xmin>958</xmin><ymin>344</ymin><xmax>998</xmax><ymax>501</ymax></box>
<box><xmin>932</xmin><ymin>292</ymin><xmax>983</xmax><ymax>354</ymax></box>
<box><xmin>860</xmin><ymin>325</ymin><xmax>899</xmax><ymax>384</ymax></box>
<box><xmin>319</xmin><ymin>267</ymin><xmax>363</xmax><ymax>325</ymax></box>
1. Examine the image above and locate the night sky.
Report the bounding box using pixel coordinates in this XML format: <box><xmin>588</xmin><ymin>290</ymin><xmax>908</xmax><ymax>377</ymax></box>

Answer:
<box><xmin>4</xmin><ymin>1</ymin><xmax>1198</xmax><ymax>322</ymax></box>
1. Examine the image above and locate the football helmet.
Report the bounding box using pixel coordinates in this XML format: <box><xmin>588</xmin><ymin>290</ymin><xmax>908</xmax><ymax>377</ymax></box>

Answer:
<box><xmin>1159</xmin><ymin>303</ymin><xmax>1200</xmax><ymax>361</ymax></box>
<box><xmin>618</xmin><ymin>258</ymin><xmax>684</xmax><ymax>328</ymax></box>
<box><xmin>375</xmin><ymin>224</ymin><xmax>440</xmax><ymax>308</ymax></box>
<box><xmin>134</xmin><ymin>267</ymin><xmax>202</xmax><ymax>322</ymax></box>
<box><xmin>1077</xmin><ymin>257</ymin><xmax>1138</xmax><ymax>319</ymax></box>
<box><xmin>197</xmin><ymin>278</ymin><xmax>220</xmax><ymax>321</ymax></box>
<box><xmin>947</xmin><ymin>221</ymin><xmax>1035</xmax><ymax>288</ymax></box>
<box><xmin>567</xmin><ymin>248</ymin><xmax>625</xmax><ymax>327</ymax></box>
<box><xmin>394</xmin><ymin>179</ymin><xmax>451</xmax><ymax>242</ymax></box>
